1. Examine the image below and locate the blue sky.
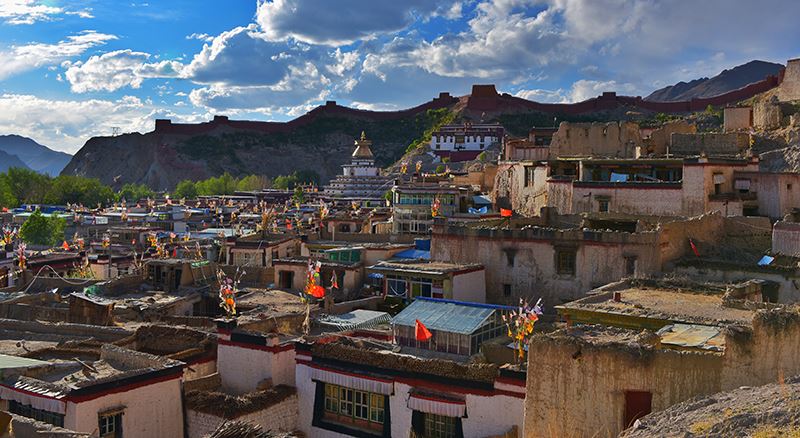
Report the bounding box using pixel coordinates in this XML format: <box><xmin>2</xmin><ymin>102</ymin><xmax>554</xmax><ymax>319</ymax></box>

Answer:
<box><xmin>0</xmin><ymin>0</ymin><xmax>798</xmax><ymax>154</ymax></box>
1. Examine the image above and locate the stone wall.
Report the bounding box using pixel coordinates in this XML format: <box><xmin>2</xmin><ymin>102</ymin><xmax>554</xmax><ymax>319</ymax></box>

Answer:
<box><xmin>643</xmin><ymin>120</ymin><xmax>696</xmax><ymax>155</ymax></box>
<box><xmin>670</xmin><ymin>133</ymin><xmax>750</xmax><ymax>156</ymax></box>
<box><xmin>772</xmin><ymin>221</ymin><xmax>800</xmax><ymax>256</ymax></box>
<box><xmin>723</xmin><ymin>107</ymin><xmax>753</xmax><ymax>132</ymax></box>
<box><xmin>754</xmin><ymin>96</ymin><xmax>782</xmax><ymax>129</ymax></box>
<box><xmin>549</xmin><ymin>122</ymin><xmax>641</xmax><ymax>158</ymax></box>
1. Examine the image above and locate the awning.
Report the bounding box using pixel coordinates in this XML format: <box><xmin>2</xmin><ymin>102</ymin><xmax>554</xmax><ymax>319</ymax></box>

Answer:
<box><xmin>408</xmin><ymin>393</ymin><xmax>466</xmax><ymax>417</ymax></box>
<box><xmin>0</xmin><ymin>384</ymin><xmax>66</xmax><ymax>414</ymax></box>
<box><xmin>311</xmin><ymin>367</ymin><xmax>393</xmax><ymax>395</ymax></box>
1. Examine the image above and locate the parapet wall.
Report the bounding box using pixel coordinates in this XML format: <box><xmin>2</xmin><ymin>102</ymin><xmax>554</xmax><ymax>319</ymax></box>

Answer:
<box><xmin>154</xmin><ymin>92</ymin><xmax>458</xmax><ymax>136</ymax></box>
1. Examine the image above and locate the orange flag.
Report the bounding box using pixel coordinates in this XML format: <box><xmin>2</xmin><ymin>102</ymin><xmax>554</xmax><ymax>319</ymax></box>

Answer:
<box><xmin>415</xmin><ymin>319</ymin><xmax>432</xmax><ymax>342</ymax></box>
<box><xmin>61</xmin><ymin>241</ymin><xmax>70</xmax><ymax>250</ymax></box>
<box><xmin>500</xmin><ymin>208</ymin><xmax>513</xmax><ymax>217</ymax></box>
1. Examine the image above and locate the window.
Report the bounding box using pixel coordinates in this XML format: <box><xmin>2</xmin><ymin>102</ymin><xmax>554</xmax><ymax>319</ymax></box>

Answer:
<box><xmin>410</xmin><ymin>280</ymin><xmax>433</xmax><ymax>299</ymax></box>
<box><xmin>524</xmin><ymin>166</ymin><xmax>535</xmax><ymax>187</ymax></box>
<box><xmin>369</xmin><ymin>394</ymin><xmax>385</xmax><ymax>424</ymax></box>
<box><xmin>556</xmin><ymin>250</ymin><xmax>576</xmax><ymax>276</ymax></box>
<box><xmin>321</xmin><ymin>383</ymin><xmax>386</xmax><ymax>432</ymax></box>
<box><xmin>788</xmin><ymin>184</ymin><xmax>793</xmax><ymax>191</ymax></box>
<box><xmin>99</xmin><ymin>410</ymin><xmax>123</xmax><ymax>438</ymax></box>
<box><xmin>425</xmin><ymin>413</ymin><xmax>457</xmax><ymax>438</ymax></box>
<box><xmin>9</xmin><ymin>401</ymin><xmax>64</xmax><ymax>428</ymax></box>
<box><xmin>503</xmin><ymin>284</ymin><xmax>512</xmax><ymax>297</ymax></box>
<box><xmin>387</xmin><ymin>277</ymin><xmax>407</xmax><ymax>297</ymax></box>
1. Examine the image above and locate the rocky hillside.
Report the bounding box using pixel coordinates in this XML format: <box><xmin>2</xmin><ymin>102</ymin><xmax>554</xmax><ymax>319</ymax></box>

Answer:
<box><xmin>0</xmin><ymin>135</ymin><xmax>72</xmax><ymax>176</ymax></box>
<box><xmin>62</xmin><ymin>107</ymin><xmax>457</xmax><ymax>190</ymax></box>
<box><xmin>620</xmin><ymin>375</ymin><xmax>800</xmax><ymax>437</ymax></box>
<box><xmin>647</xmin><ymin>60</ymin><xmax>784</xmax><ymax>102</ymax></box>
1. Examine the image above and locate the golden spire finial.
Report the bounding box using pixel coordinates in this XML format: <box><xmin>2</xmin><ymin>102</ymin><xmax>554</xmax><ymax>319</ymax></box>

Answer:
<box><xmin>360</xmin><ymin>131</ymin><xmax>366</xmax><ymax>141</ymax></box>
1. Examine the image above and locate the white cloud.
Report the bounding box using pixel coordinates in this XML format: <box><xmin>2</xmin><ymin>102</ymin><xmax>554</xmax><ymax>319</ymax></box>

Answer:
<box><xmin>514</xmin><ymin>88</ymin><xmax>567</xmax><ymax>103</ymax></box>
<box><xmin>0</xmin><ymin>0</ymin><xmax>92</xmax><ymax>24</ymax></box>
<box><xmin>186</xmin><ymin>33</ymin><xmax>214</xmax><ymax>43</ymax></box>
<box><xmin>181</xmin><ymin>24</ymin><xmax>298</xmax><ymax>86</ymax></box>
<box><xmin>0</xmin><ymin>93</ymin><xmax>207</xmax><ymax>153</ymax></box>
<box><xmin>567</xmin><ymin>79</ymin><xmax>639</xmax><ymax>102</ymax></box>
<box><xmin>255</xmin><ymin>0</ymin><xmax>450</xmax><ymax>45</ymax></box>
<box><xmin>64</xmin><ymin>49</ymin><xmax>182</xmax><ymax>93</ymax></box>
<box><xmin>189</xmin><ymin>62</ymin><xmax>331</xmax><ymax>114</ymax></box>
<box><xmin>0</xmin><ymin>31</ymin><xmax>117</xmax><ymax>81</ymax></box>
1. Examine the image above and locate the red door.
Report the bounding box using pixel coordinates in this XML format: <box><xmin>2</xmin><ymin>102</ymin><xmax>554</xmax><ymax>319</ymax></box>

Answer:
<box><xmin>624</xmin><ymin>390</ymin><xmax>652</xmax><ymax>429</ymax></box>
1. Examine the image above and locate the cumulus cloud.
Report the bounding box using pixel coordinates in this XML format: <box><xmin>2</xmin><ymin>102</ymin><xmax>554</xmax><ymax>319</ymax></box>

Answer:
<box><xmin>189</xmin><ymin>62</ymin><xmax>330</xmax><ymax>114</ymax></box>
<box><xmin>182</xmin><ymin>24</ymin><xmax>301</xmax><ymax>86</ymax></box>
<box><xmin>566</xmin><ymin>79</ymin><xmax>639</xmax><ymax>102</ymax></box>
<box><xmin>255</xmin><ymin>0</ymin><xmax>452</xmax><ymax>45</ymax></box>
<box><xmin>514</xmin><ymin>88</ymin><xmax>567</xmax><ymax>103</ymax></box>
<box><xmin>64</xmin><ymin>50</ymin><xmax>182</xmax><ymax>93</ymax></box>
<box><xmin>0</xmin><ymin>31</ymin><xmax>117</xmax><ymax>81</ymax></box>
<box><xmin>0</xmin><ymin>93</ymin><xmax>207</xmax><ymax>153</ymax></box>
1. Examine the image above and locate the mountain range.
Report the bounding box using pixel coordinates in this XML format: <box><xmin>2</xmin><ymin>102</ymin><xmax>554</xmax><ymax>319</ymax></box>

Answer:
<box><xmin>646</xmin><ymin>60</ymin><xmax>784</xmax><ymax>102</ymax></box>
<box><xmin>0</xmin><ymin>135</ymin><xmax>72</xmax><ymax>176</ymax></box>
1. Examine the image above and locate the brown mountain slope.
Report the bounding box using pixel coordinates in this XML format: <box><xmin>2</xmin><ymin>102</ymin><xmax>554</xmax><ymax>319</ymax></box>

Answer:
<box><xmin>646</xmin><ymin>60</ymin><xmax>784</xmax><ymax>102</ymax></box>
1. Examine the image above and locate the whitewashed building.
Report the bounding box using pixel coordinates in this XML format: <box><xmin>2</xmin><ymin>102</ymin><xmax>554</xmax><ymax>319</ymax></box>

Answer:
<box><xmin>429</xmin><ymin>123</ymin><xmax>504</xmax><ymax>162</ymax></box>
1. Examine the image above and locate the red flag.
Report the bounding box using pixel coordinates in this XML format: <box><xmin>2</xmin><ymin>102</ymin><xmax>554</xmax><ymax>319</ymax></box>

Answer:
<box><xmin>415</xmin><ymin>319</ymin><xmax>432</xmax><ymax>342</ymax></box>
<box><xmin>689</xmin><ymin>239</ymin><xmax>700</xmax><ymax>257</ymax></box>
<box><xmin>61</xmin><ymin>241</ymin><xmax>70</xmax><ymax>251</ymax></box>
<box><xmin>310</xmin><ymin>284</ymin><xmax>325</xmax><ymax>298</ymax></box>
<box><xmin>500</xmin><ymin>208</ymin><xmax>513</xmax><ymax>217</ymax></box>
<box><xmin>172</xmin><ymin>248</ymin><xmax>178</xmax><ymax>258</ymax></box>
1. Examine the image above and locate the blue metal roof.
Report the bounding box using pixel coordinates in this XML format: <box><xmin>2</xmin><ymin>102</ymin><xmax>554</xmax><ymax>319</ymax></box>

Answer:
<box><xmin>392</xmin><ymin>298</ymin><xmax>508</xmax><ymax>335</ymax></box>
<box><xmin>393</xmin><ymin>249</ymin><xmax>431</xmax><ymax>260</ymax></box>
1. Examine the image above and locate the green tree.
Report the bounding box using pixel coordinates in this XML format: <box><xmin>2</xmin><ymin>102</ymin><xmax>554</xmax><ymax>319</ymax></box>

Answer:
<box><xmin>273</xmin><ymin>174</ymin><xmax>298</xmax><ymax>190</ymax></box>
<box><xmin>196</xmin><ymin>172</ymin><xmax>237</xmax><ymax>195</ymax></box>
<box><xmin>46</xmin><ymin>175</ymin><xmax>114</xmax><ymax>206</ymax></box>
<box><xmin>6</xmin><ymin>167</ymin><xmax>50</xmax><ymax>205</ymax></box>
<box><xmin>435</xmin><ymin>165</ymin><xmax>445</xmax><ymax>173</ymax></box>
<box><xmin>0</xmin><ymin>174</ymin><xmax>17</xmax><ymax>208</ymax></box>
<box><xmin>117</xmin><ymin>183</ymin><xmax>154</xmax><ymax>203</ymax></box>
<box><xmin>236</xmin><ymin>175</ymin><xmax>269</xmax><ymax>191</ymax></box>
<box><xmin>173</xmin><ymin>180</ymin><xmax>198</xmax><ymax>199</ymax></box>
<box><xmin>19</xmin><ymin>210</ymin><xmax>66</xmax><ymax>246</ymax></box>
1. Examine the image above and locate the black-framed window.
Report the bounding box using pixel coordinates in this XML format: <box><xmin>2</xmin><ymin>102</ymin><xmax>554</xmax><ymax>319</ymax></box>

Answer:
<box><xmin>556</xmin><ymin>249</ymin><xmax>576</xmax><ymax>276</ymax></box>
<box><xmin>99</xmin><ymin>410</ymin><xmax>123</xmax><ymax>438</ymax></box>
<box><xmin>411</xmin><ymin>410</ymin><xmax>464</xmax><ymax>438</ymax></box>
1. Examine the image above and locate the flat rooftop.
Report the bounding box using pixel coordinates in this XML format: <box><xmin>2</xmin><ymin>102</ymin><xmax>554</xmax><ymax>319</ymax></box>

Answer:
<box><xmin>4</xmin><ymin>345</ymin><xmax>181</xmax><ymax>395</ymax></box>
<box><xmin>558</xmin><ymin>280</ymin><xmax>755</xmax><ymax>326</ymax></box>
<box><xmin>235</xmin><ymin>288</ymin><xmax>307</xmax><ymax>315</ymax></box>
<box><xmin>368</xmin><ymin>259</ymin><xmax>483</xmax><ymax>275</ymax></box>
